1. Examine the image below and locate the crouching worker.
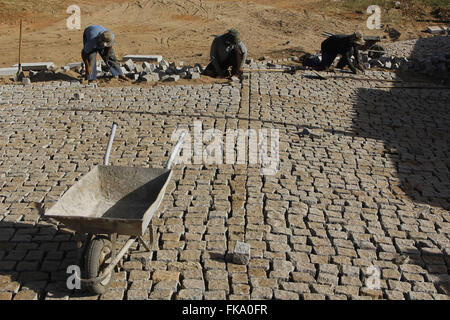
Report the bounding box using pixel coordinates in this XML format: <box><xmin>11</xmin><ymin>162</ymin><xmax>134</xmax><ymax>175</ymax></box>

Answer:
<box><xmin>319</xmin><ymin>32</ymin><xmax>365</xmax><ymax>74</ymax></box>
<box><xmin>304</xmin><ymin>32</ymin><xmax>365</xmax><ymax>74</ymax></box>
<box><xmin>81</xmin><ymin>25</ymin><xmax>128</xmax><ymax>82</ymax></box>
<box><xmin>203</xmin><ymin>29</ymin><xmax>247</xmax><ymax>79</ymax></box>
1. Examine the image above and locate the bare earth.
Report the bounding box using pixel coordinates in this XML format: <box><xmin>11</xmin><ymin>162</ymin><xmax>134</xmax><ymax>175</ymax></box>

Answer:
<box><xmin>0</xmin><ymin>0</ymin><xmax>438</xmax><ymax>70</ymax></box>
<box><xmin>0</xmin><ymin>0</ymin><xmax>449</xmax><ymax>302</ymax></box>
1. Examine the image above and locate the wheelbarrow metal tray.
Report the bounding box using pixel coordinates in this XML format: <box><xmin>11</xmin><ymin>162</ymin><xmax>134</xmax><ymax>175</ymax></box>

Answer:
<box><xmin>45</xmin><ymin>165</ymin><xmax>172</xmax><ymax>236</ymax></box>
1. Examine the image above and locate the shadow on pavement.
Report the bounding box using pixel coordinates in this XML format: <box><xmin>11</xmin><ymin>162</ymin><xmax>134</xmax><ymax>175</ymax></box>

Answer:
<box><xmin>0</xmin><ymin>219</ymin><xmax>97</xmax><ymax>299</ymax></box>
<box><xmin>352</xmin><ymin>86</ymin><xmax>449</xmax><ymax>209</ymax></box>
<box><xmin>353</xmin><ymin>35</ymin><xmax>450</xmax><ymax>296</ymax></box>
<box><xmin>353</xmin><ymin>35</ymin><xmax>450</xmax><ymax>209</ymax></box>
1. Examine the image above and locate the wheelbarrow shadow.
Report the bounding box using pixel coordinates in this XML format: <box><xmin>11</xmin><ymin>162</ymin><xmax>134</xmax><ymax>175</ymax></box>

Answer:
<box><xmin>0</xmin><ymin>219</ymin><xmax>81</xmax><ymax>299</ymax></box>
<box><xmin>0</xmin><ymin>217</ymin><xmax>155</xmax><ymax>299</ymax></box>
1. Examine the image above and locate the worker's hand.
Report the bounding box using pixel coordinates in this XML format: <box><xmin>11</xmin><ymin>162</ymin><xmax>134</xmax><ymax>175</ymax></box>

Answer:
<box><xmin>217</xmin><ymin>71</ymin><xmax>226</xmax><ymax>78</ymax></box>
<box><xmin>237</xmin><ymin>70</ymin><xmax>244</xmax><ymax>80</ymax></box>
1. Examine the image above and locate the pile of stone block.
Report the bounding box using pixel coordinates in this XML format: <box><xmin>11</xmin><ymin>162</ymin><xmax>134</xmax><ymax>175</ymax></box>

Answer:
<box><xmin>0</xmin><ymin>62</ymin><xmax>56</xmax><ymax>82</ymax></box>
<box><xmin>371</xmin><ymin>35</ymin><xmax>450</xmax><ymax>77</ymax></box>
<box><xmin>119</xmin><ymin>57</ymin><xmax>204</xmax><ymax>82</ymax></box>
<box><xmin>55</xmin><ymin>56</ymin><xmax>204</xmax><ymax>83</ymax></box>
<box><xmin>10</xmin><ymin>55</ymin><xmax>299</xmax><ymax>84</ymax></box>
<box><xmin>12</xmin><ymin>62</ymin><xmax>55</xmax><ymax>71</ymax></box>
<box><xmin>364</xmin><ymin>54</ymin><xmax>409</xmax><ymax>70</ymax></box>
<box><xmin>363</xmin><ymin>53</ymin><xmax>450</xmax><ymax>76</ymax></box>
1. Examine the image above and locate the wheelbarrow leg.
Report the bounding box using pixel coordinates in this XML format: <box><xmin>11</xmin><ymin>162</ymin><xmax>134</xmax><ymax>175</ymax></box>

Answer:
<box><xmin>110</xmin><ymin>233</ymin><xmax>120</xmax><ymax>271</ymax></box>
<box><xmin>150</xmin><ymin>222</ymin><xmax>159</xmax><ymax>250</ymax></box>
<box><xmin>76</xmin><ymin>233</ymin><xmax>92</xmax><ymax>266</ymax></box>
<box><xmin>136</xmin><ymin>222</ymin><xmax>158</xmax><ymax>252</ymax></box>
<box><xmin>75</xmin><ymin>234</ymin><xmax>84</xmax><ymax>264</ymax></box>
<box><xmin>138</xmin><ymin>236</ymin><xmax>151</xmax><ymax>252</ymax></box>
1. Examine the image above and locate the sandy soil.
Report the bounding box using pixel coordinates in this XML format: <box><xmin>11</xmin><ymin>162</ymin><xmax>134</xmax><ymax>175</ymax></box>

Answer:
<box><xmin>0</xmin><ymin>0</ymin><xmax>439</xmax><ymax>71</ymax></box>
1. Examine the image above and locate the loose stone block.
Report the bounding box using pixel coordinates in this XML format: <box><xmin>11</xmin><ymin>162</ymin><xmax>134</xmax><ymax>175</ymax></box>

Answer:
<box><xmin>163</xmin><ymin>75</ymin><xmax>180</xmax><ymax>82</ymax></box>
<box><xmin>160</xmin><ymin>59</ymin><xmax>170</xmax><ymax>70</ymax></box>
<box><xmin>427</xmin><ymin>26</ymin><xmax>442</xmax><ymax>34</ymax></box>
<box><xmin>12</xmin><ymin>62</ymin><xmax>55</xmax><ymax>71</ymax></box>
<box><xmin>0</xmin><ymin>67</ymin><xmax>19</xmax><ymax>77</ymax></box>
<box><xmin>233</xmin><ymin>241</ymin><xmax>250</xmax><ymax>265</ymax></box>
<box><xmin>123</xmin><ymin>55</ymin><xmax>163</xmax><ymax>63</ymax></box>
<box><xmin>123</xmin><ymin>59</ymin><xmax>136</xmax><ymax>72</ymax></box>
<box><xmin>142</xmin><ymin>62</ymin><xmax>155</xmax><ymax>72</ymax></box>
<box><xmin>141</xmin><ymin>73</ymin><xmax>160</xmax><ymax>82</ymax></box>
<box><xmin>73</xmin><ymin>92</ymin><xmax>84</xmax><ymax>100</ymax></box>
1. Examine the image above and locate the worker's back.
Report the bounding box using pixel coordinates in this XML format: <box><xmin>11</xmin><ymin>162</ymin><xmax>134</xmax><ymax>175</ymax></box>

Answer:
<box><xmin>84</xmin><ymin>25</ymin><xmax>108</xmax><ymax>40</ymax></box>
<box><xmin>321</xmin><ymin>34</ymin><xmax>355</xmax><ymax>55</ymax></box>
<box><xmin>210</xmin><ymin>33</ymin><xmax>247</xmax><ymax>64</ymax></box>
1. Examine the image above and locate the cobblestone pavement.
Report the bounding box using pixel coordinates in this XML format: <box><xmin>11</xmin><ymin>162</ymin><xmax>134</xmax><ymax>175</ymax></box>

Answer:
<box><xmin>383</xmin><ymin>35</ymin><xmax>450</xmax><ymax>60</ymax></box>
<box><xmin>0</xmin><ymin>69</ymin><xmax>449</xmax><ymax>300</ymax></box>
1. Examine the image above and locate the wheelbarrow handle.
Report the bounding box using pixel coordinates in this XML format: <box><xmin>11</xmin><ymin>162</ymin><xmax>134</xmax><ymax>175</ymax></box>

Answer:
<box><xmin>104</xmin><ymin>122</ymin><xmax>118</xmax><ymax>166</ymax></box>
<box><xmin>166</xmin><ymin>131</ymin><xmax>186</xmax><ymax>169</ymax></box>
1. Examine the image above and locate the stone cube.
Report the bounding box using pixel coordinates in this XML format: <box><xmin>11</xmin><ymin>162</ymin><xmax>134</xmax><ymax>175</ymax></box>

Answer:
<box><xmin>233</xmin><ymin>241</ymin><xmax>250</xmax><ymax>265</ymax></box>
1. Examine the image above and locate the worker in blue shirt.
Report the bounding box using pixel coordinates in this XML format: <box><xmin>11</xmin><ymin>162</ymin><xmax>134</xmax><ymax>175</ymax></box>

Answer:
<box><xmin>81</xmin><ymin>25</ymin><xmax>128</xmax><ymax>82</ymax></box>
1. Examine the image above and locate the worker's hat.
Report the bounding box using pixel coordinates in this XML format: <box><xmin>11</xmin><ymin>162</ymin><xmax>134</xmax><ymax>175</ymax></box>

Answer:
<box><xmin>99</xmin><ymin>31</ymin><xmax>115</xmax><ymax>47</ymax></box>
<box><xmin>228</xmin><ymin>29</ymin><xmax>241</xmax><ymax>43</ymax></box>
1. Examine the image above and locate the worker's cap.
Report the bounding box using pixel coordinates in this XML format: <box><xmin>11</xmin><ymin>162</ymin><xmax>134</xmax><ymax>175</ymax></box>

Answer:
<box><xmin>227</xmin><ymin>29</ymin><xmax>241</xmax><ymax>43</ymax></box>
<box><xmin>98</xmin><ymin>31</ymin><xmax>115</xmax><ymax>47</ymax></box>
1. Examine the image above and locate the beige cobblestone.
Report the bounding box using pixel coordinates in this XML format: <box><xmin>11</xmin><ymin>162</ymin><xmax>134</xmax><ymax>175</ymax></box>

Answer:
<box><xmin>1</xmin><ymin>69</ymin><xmax>449</xmax><ymax>301</ymax></box>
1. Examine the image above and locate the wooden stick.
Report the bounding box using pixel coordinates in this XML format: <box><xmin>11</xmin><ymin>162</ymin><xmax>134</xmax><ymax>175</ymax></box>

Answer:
<box><xmin>18</xmin><ymin>19</ymin><xmax>23</xmax><ymax>71</ymax></box>
<box><xmin>325</xmin><ymin>75</ymin><xmax>404</xmax><ymax>83</ymax></box>
<box><xmin>243</xmin><ymin>68</ymin><xmax>288</xmax><ymax>73</ymax></box>
<box><xmin>376</xmin><ymin>86</ymin><xmax>450</xmax><ymax>89</ymax></box>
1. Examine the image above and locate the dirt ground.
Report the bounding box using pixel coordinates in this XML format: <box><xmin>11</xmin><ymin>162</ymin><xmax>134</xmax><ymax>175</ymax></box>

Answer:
<box><xmin>0</xmin><ymin>0</ymin><xmax>445</xmax><ymax>81</ymax></box>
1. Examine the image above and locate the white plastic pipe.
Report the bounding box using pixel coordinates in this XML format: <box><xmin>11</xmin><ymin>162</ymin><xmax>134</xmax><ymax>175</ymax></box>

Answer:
<box><xmin>166</xmin><ymin>131</ymin><xmax>186</xmax><ymax>169</ymax></box>
<box><xmin>104</xmin><ymin>122</ymin><xmax>117</xmax><ymax>166</ymax></box>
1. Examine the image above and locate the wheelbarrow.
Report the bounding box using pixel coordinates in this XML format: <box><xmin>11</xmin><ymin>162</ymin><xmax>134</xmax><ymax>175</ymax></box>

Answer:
<box><xmin>45</xmin><ymin>123</ymin><xmax>186</xmax><ymax>294</ymax></box>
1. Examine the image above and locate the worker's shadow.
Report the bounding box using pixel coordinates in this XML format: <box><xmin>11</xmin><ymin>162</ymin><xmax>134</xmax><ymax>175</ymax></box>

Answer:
<box><xmin>352</xmin><ymin>35</ymin><xmax>450</xmax><ymax>210</ymax></box>
<box><xmin>29</xmin><ymin>71</ymin><xmax>80</xmax><ymax>83</ymax></box>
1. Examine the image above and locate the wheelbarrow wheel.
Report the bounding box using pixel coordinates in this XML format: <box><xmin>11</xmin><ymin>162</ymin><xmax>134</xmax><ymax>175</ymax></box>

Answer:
<box><xmin>83</xmin><ymin>236</ymin><xmax>113</xmax><ymax>294</ymax></box>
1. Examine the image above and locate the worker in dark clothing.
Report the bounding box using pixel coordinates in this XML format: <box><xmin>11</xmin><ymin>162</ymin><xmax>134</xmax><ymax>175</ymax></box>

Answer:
<box><xmin>203</xmin><ymin>29</ymin><xmax>247</xmax><ymax>79</ymax></box>
<box><xmin>335</xmin><ymin>46</ymin><xmax>362</xmax><ymax>70</ymax></box>
<box><xmin>318</xmin><ymin>32</ymin><xmax>365</xmax><ymax>74</ymax></box>
<box><xmin>81</xmin><ymin>25</ymin><xmax>128</xmax><ymax>82</ymax></box>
